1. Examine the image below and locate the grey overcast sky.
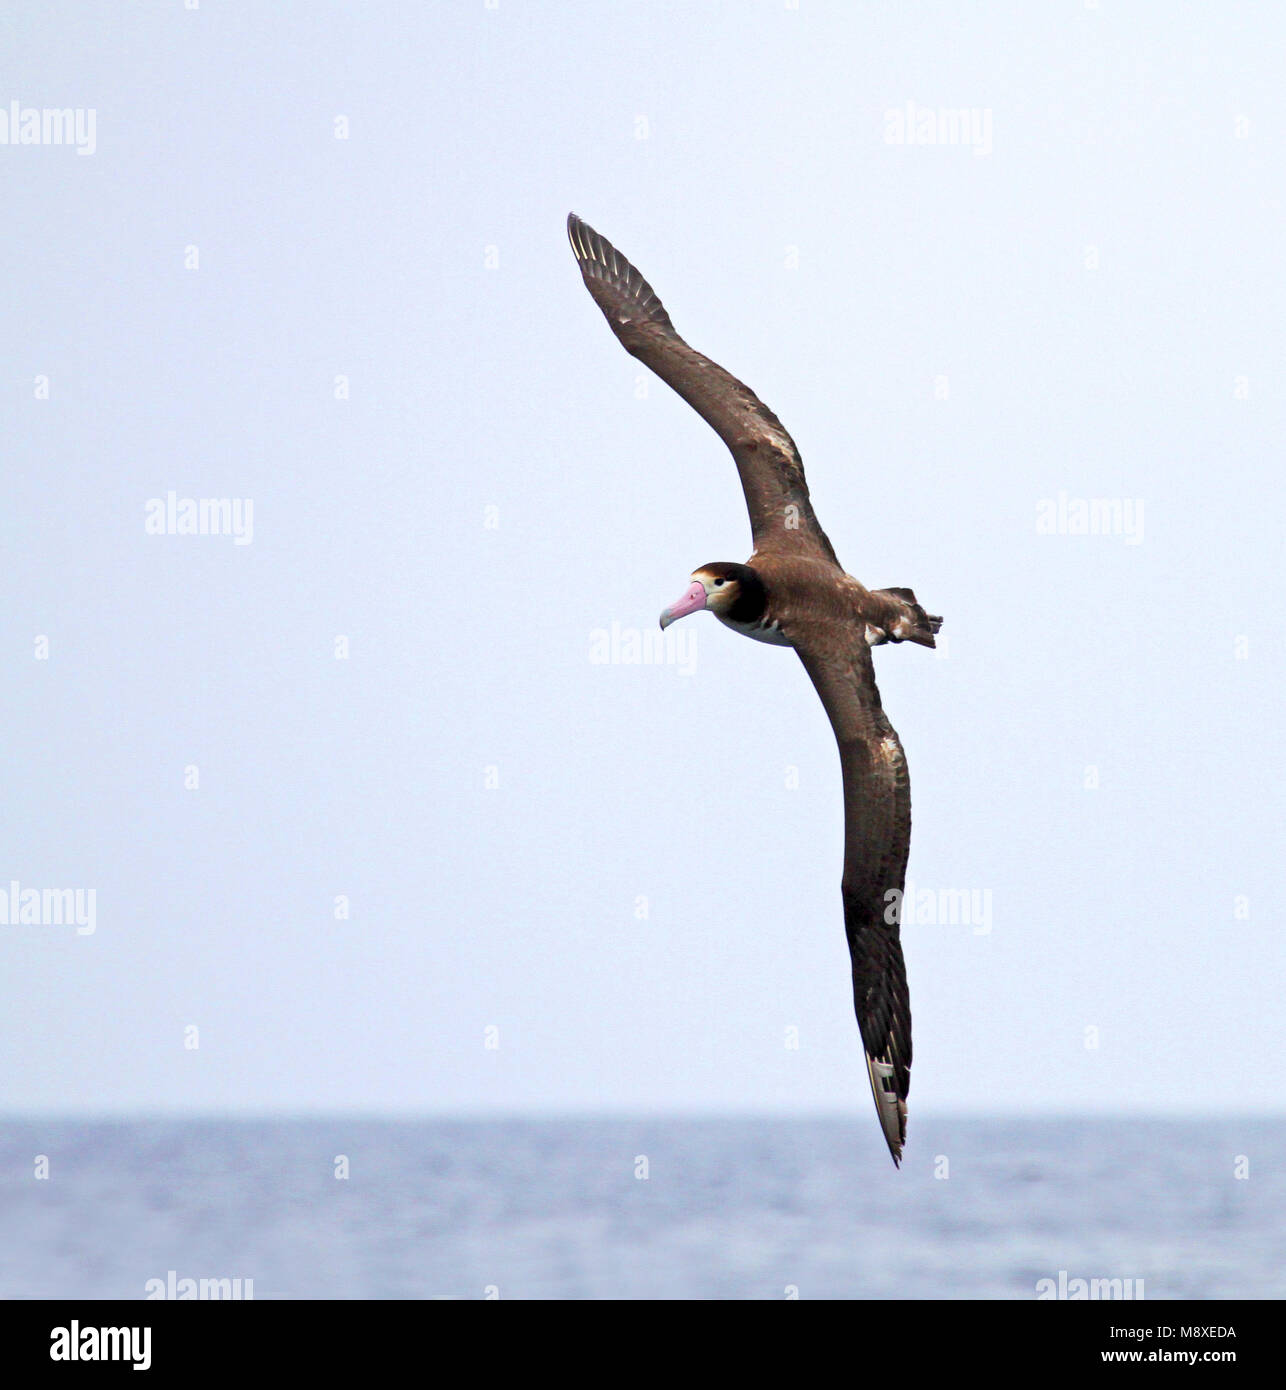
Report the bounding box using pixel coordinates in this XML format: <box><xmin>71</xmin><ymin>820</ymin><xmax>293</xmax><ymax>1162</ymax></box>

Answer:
<box><xmin>2</xmin><ymin>2</ymin><xmax>1282</xmax><ymax>1118</ymax></box>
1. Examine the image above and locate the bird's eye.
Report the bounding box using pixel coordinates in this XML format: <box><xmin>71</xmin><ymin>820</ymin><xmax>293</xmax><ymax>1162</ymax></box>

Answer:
<box><xmin>714</xmin><ymin>579</ymin><xmax>725</xmax><ymax>587</ymax></box>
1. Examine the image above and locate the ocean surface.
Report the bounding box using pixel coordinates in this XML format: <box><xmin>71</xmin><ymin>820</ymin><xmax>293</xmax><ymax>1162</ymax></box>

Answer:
<box><xmin>1</xmin><ymin>1117</ymin><xmax>1280</xmax><ymax>1300</ymax></box>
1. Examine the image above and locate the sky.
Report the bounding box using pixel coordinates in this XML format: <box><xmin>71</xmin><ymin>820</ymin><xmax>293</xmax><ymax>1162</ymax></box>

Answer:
<box><xmin>2</xmin><ymin>1</ymin><xmax>1282</xmax><ymax>1124</ymax></box>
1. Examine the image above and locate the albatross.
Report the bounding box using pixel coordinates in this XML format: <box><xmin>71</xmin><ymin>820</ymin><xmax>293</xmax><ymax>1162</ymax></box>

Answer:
<box><xmin>567</xmin><ymin>213</ymin><xmax>941</xmax><ymax>1165</ymax></box>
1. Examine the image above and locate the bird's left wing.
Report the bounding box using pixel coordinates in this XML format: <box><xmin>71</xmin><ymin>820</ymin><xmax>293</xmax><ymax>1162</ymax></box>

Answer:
<box><xmin>567</xmin><ymin>213</ymin><xmax>839</xmax><ymax>566</ymax></box>
<box><xmin>793</xmin><ymin>625</ymin><xmax>914</xmax><ymax>1165</ymax></box>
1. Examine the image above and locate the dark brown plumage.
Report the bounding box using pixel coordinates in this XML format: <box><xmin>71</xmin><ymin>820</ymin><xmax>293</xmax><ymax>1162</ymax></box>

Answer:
<box><xmin>567</xmin><ymin>213</ymin><xmax>941</xmax><ymax>1164</ymax></box>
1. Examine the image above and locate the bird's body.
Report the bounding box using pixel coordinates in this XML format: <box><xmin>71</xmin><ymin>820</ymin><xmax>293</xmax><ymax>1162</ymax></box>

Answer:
<box><xmin>567</xmin><ymin>213</ymin><xmax>941</xmax><ymax>1165</ymax></box>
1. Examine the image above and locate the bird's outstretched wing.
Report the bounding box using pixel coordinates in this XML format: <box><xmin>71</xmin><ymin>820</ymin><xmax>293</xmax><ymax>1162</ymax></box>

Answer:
<box><xmin>794</xmin><ymin>627</ymin><xmax>913</xmax><ymax>1165</ymax></box>
<box><xmin>567</xmin><ymin>213</ymin><xmax>839</xmax><ymax>566</ymax></box>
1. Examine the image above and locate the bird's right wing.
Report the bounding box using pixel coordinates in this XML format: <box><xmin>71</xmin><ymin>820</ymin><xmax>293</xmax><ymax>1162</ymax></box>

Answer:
<box><xmin>793</xmin><ymin>626</ymin><xmax>914</xmax><ymax>1165</ymax></box>
<box><xmin>567</xmin><ymin>214</ymin><xmax>839</xmax><ymax>566</ymax></box>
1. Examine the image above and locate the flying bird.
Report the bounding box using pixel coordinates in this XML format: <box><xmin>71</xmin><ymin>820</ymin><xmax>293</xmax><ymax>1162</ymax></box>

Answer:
<box><xmin>567</xmin><ymin>213</ymin><xmax>941</xmax><ymax>1165</ymax></box>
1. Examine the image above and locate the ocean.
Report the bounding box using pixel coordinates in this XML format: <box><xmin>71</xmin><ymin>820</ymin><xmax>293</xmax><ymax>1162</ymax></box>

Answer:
<box><xmin>2</xmin><ymin>1117</ymin><xmax>1280</xmax><ymax>1300</ymax></box>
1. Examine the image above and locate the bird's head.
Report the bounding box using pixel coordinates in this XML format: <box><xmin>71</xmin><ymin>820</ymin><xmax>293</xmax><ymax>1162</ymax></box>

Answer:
<box><xmin>659</xmin><ymin>563</ymin><xmax>756</xmax><ymax>629</ymax></box>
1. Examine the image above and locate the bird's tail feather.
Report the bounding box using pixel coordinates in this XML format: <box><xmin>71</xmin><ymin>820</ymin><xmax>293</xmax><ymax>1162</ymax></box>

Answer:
<box><xmin>874</xmin><ymin>586</ymin><xmax>942</xmax><ymax>649</ymax></box>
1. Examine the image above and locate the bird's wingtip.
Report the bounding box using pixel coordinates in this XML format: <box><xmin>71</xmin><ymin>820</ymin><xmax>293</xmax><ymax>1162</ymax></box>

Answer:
<box><xmin>866</xmin><ymin>1053</ymin><xmax>908</xmax><ymax>1168</ymax></box>
<box><xmin>566</xmin><ymin>212</ymin><xmax>591</xmax><ymax>260</ymax></box>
